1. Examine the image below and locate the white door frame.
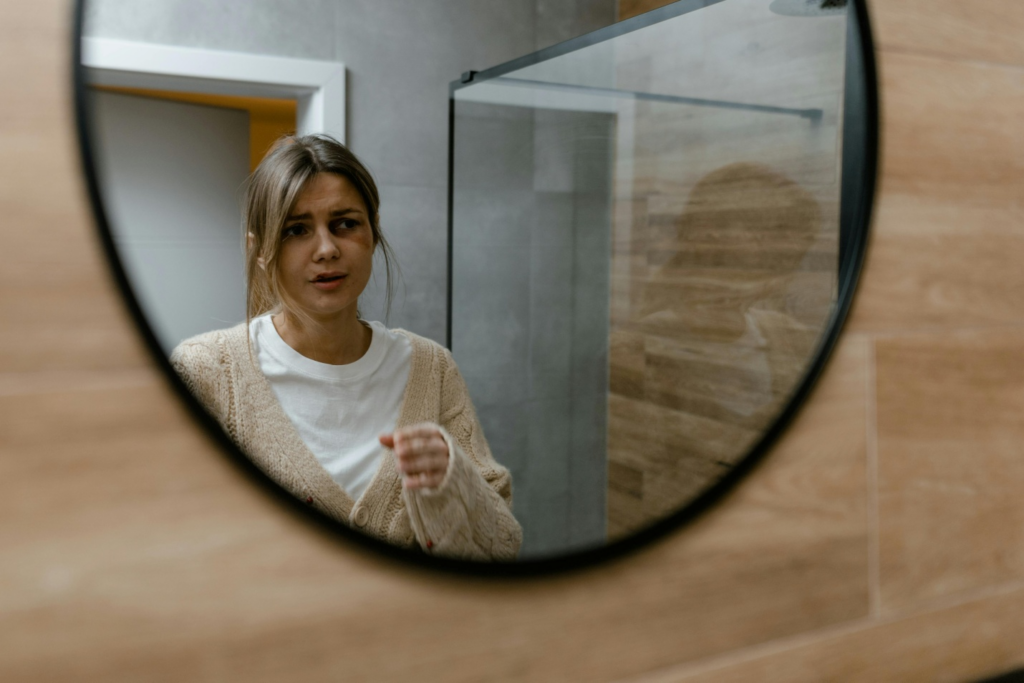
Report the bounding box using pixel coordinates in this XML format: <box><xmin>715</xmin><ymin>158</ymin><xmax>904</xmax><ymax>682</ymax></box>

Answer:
<box><xmin>81</xmin><ymin>37</ymin><xmax>346</xmax><ymax>143</ymax></box>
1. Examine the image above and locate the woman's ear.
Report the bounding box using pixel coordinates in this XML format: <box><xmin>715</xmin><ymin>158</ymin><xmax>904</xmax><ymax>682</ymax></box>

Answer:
<box><xmin>247</xmin><ymin>232</ymin><xmax>266</xmax><ymax>270</ymax></box>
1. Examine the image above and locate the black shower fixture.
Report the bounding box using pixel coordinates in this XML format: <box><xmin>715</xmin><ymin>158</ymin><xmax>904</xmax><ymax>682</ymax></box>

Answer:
<box><xmin>769</xmin><ymin>0</ymin><xmax>848</xmax><ymax>17</ymax></box>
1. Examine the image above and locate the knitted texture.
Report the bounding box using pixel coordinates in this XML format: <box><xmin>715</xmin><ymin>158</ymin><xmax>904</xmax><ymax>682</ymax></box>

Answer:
<box><xmin>170</xmin><ymin>323</ymin><xmax>522</xmax><ymax>560</ymax></box>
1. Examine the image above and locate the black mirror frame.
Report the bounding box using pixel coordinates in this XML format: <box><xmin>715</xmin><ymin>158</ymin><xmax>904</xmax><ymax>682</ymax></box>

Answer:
<box><xmin>72</xmin><ymin>0</ymin><xmax>879</xmax><ymax>577</ymax></box>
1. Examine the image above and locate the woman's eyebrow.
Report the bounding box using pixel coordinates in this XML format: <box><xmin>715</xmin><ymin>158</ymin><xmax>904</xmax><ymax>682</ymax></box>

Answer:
<box><xmin>285</xmin><ymin>207</ymin><xmax>363</xmax><ymax>222</ymax></box>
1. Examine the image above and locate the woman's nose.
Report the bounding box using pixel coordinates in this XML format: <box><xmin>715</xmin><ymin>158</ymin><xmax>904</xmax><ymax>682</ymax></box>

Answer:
<box><xmin>312</xmin><ymin>226</ymin><xmax>340</xmax><ymax>260</ymax></box>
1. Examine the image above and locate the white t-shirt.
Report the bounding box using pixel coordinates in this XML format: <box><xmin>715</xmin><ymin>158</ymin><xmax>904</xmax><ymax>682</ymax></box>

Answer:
<box><xmin>250</xmin><ymin>314</ymin><xmax>412</xmax><ymax>502</ymax></box>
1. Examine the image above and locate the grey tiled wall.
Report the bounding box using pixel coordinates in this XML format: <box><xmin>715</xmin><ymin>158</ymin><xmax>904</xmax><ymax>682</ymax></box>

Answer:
<box><xmin>452</xmin><ymin>103</ymin><xmax>613</xmax><ymax>557</ymax></box>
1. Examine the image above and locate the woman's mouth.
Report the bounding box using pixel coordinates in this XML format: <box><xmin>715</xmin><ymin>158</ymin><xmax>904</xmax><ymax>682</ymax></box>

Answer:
<box><xmin>311</xmin><ymin>273</ymin><xmax>346</xmax><ymax>290</ymax></box>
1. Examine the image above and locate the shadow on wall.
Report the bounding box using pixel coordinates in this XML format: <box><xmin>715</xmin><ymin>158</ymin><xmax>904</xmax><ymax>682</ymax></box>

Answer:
<box><xmin>608</xmin><ymin>162</ymin><xmax>828</xmax><ymax>539</ymax></box>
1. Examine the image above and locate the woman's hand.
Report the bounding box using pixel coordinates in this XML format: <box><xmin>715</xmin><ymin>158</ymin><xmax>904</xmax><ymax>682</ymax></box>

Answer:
<box><xmin>379</xmin><ymin>423</ymin><xmax>450</xmax><ymax>490</ymax></box>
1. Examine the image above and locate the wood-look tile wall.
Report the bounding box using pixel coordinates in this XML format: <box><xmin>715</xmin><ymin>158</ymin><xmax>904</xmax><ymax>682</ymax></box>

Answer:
<box><xmin>1</xmin><ymin>1</ymin><xmax>1022</xmax><ymax>681</ymax></box>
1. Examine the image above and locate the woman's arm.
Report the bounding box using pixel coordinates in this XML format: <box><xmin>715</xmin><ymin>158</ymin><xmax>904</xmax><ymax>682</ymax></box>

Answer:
<box><xmin>392</xmin><ymin>351</ymin><xmax>523</xmax><ymax>561</ymax></box>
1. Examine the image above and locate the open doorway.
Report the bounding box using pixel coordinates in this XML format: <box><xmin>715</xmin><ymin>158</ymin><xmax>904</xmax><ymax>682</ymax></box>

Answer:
<box><xmin>94</xmin><ymin>87</ymin><xmax>297</xmax><ymax>171</ymax></box>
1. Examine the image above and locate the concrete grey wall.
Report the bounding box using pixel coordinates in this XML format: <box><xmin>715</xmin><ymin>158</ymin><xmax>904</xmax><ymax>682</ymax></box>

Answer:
<box><xmin>536</xmin><ymin>0</ymin><xmax>618</xmax><ymax>50</ymax></box>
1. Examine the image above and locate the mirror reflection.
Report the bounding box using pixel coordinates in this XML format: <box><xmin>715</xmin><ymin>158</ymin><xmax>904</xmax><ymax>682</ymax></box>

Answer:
<box><xmin>81</xmin><ymin>0</ymin><xmax>865</xmax><ymax>562</ymax></box>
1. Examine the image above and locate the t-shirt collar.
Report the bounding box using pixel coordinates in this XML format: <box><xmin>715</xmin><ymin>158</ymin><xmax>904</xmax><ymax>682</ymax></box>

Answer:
<box><xmin>252</xmin><ymin>314</ymin><xmax>387</xmax><ymax>382</ymax></box>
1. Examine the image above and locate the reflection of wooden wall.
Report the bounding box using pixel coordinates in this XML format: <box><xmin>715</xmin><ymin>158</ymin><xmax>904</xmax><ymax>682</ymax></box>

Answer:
<box><xmin>607</xmin><ymin>160</ymin><xmax>840</xmax><ymax>538</ymax></box>
<box><xmin>4</xmin><ymin>1</ymin><xmax>1024</xmax><ymax>680</ymax></box>
<box><xmin>605</xmin><ymin>3</ymin><xmax>844</xmax><ymax>538</ymax></box>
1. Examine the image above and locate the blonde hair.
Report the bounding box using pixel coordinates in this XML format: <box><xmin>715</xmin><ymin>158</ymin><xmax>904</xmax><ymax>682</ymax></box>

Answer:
<box><xmin>243</xmin><ymin>134</ymin><xmax>398</xmax><ymax>330</ymax></box>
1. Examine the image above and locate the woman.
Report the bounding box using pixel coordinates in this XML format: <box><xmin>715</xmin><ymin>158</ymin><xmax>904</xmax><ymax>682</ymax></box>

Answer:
<box><xmin>170</xmin><ymin>134</ymin><xmax>522</xmax><ymax>561</ymax></box>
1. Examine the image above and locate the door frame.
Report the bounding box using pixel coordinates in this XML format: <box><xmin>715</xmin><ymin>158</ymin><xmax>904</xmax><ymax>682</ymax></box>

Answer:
<box><xmin>81</xmin><ymin>37</ymin><xmax>346</xmax><ymax>142</ymax></box>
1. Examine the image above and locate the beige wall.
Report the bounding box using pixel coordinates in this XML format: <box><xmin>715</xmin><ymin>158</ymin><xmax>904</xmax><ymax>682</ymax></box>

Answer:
<box><xmin>1</xmin><ymin>0</ymin><xmax>1023</xmax><ymax>680</ymax></box>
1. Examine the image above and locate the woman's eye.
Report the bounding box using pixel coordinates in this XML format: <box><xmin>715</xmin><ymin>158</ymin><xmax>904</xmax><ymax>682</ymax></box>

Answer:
<box><xmin>333</xmin><ymin>219</ymin><xmax>359</xmax><ymax>231</ymax></box>
<box><xmin>282</xmin><ymin>224</ymin><xmax>306</xmax><ymax>238</ymax></box>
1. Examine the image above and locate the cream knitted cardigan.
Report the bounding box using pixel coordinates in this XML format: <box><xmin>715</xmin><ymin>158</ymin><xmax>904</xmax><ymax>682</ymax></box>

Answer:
<box><xmin>170</xmin><ymin>322</ymin><xmax>522</xmax><ymax>561</ymax></box>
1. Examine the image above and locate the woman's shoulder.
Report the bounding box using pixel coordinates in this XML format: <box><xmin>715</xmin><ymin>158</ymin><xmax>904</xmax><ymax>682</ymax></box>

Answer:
<box><xmin>385</xmin><ymin>328</ymin><xmax>470</xmax><ymax>404</ymax></box>
<box><xmin>169</xmin><ymin>322</ymin><xmax>250</xmax><ymax>372</ymax></box>
<box><xmin>387</xmin><ymin>327</ymin><xmax>453</xmax><ymax>365</ymax></box>
<box><xmin>169</xmin><ymin>323</ymin><xmax>250</xmax><ymax>422</ymax></box>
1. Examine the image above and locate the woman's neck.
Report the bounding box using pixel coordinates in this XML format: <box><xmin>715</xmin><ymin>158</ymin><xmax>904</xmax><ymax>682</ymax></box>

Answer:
<box><xmin>271</xmin><ymin>309</ymin><xmax>372</xmax><ymax>365</ymax></box>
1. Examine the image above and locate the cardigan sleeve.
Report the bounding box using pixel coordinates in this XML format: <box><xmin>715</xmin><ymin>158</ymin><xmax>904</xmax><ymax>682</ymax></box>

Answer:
<box><xmin>401</xmin><ymin>350</ymin><xmax>523</xmax><ymax>561</ymax></box>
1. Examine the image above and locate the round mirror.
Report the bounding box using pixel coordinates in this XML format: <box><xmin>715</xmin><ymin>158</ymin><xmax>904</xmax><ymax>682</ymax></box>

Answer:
<box><xmin>74</xmin><ymin>0</ymin><xmax>877</xmax><ymax>572</ymax></box>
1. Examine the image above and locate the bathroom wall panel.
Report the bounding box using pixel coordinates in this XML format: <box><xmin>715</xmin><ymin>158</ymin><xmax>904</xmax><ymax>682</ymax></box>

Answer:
<box><xmin>0</xmin><ymin>380</ymin><xmax>267</xmax><ymax>671</ymax></box>
<box><xmin>848</xmin><ymin>201</ymin><xmax>1024</xmax><ymax>333</ymax></box>
<box><xmin>846</xmin><ymin>49</ymin><xmax>1024</xmax><ymax>335</ymax></box>
<box><xmin>876</xmin><ymin>328</ymin><xmax>1024</xmax><ymax>613</ymax></box>
<box><xmin>872</xmin><ymin>54</ymin><xmax>1023</xmax><ymax>208</ymax></box>
<box><xmin>623</xmin><ymin>583</ymin><xmax>1024</xmax><ymax>683</ymax></box>
<box><xmin>0</xmin><ymin>381</ymin><xmax>250</xmax><ymax>536</ymax></box>
<box><xmin>0</xmin><ymin>158</ymin><xmax>143</xmax><ymax>377</ymax></box>
<box><xmin>871</xmin><ymin>0</ymin><xmax>1024</xmax><ymax>67</ymax></box>
<box><xmin>0</xmin><ymin>277</ymin><xmax>150</xmax><ymax>374</ymax></box>
<box><xmin>0</xmin><ymin>2</ymin><xmax>151</xmax><ymax>376</ymax></box>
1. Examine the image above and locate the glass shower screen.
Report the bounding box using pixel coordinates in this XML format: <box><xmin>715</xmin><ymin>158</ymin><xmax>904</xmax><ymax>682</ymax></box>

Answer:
<box><xmin>449</xmin><ymin>0</ymin><xmax>848</xmax><ymax>560</ymax></box>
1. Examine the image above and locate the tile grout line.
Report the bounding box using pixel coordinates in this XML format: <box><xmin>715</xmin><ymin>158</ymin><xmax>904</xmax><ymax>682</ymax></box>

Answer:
<box><xmin>848</xmin><ymin>320</ymin><xmax>1024</xmax><ymax>341</ymax></box>
<box><xmin>876</xmin><ymin>42</ymin><xmax>1024</xmax><ymax>73</ymax></box>
<box><xmin>866</xmin><ymin>335</ymin><xmax>881</xmax><ymax>616</ymax></box>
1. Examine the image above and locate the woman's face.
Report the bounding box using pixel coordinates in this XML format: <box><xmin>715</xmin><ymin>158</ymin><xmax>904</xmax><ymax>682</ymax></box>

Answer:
<box><xmin>275</xmin><ymin>172</ymin><xmax>375</xmax><ymax>323</ymax></box>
